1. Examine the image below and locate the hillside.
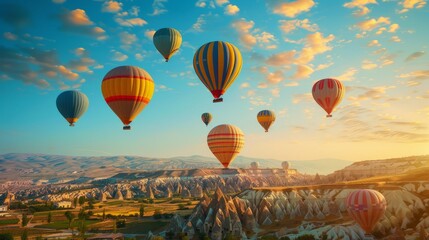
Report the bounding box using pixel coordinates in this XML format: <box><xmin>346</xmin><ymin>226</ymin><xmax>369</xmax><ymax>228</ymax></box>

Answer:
<box><xmin>0</xmin><ymin>153</ymin><xmax>352</xmax><ymax>182</ymax></box>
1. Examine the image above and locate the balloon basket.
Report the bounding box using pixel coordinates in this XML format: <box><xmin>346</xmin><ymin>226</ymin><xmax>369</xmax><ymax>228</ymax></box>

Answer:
<box><xmin>123</xmin><ymin>126</ymin><xmax>131</xmax><ymax>130</ymax></box>
<box><xmin>69</xmin><ymin>123</ymin><xmax>75</xmax><ymax>127</ymax></box>
<box><xmin>213</xmin><ymin>98</ymin><xmax>223</xmax><ymax>103</ymax></box>
<box><xmin>326</xmin><ymin>114</ymin><xmax>332</xmax><ymax>118</ymax></box>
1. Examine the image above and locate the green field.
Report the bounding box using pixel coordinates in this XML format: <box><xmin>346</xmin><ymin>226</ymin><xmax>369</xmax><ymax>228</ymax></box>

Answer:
<box><xmin>0</xmin><ymin>218</ymin><xmax>19</xmax><ymax>225</ymax></box>
<box><xmin>118</xmin><ymin>220</ymin><xmax>169</xmax><ymax>234</ymax></box>
<box><xmin>35</xmin><ymin>219</ymin><xmax>101</xmax><ymax>230</ymax></box>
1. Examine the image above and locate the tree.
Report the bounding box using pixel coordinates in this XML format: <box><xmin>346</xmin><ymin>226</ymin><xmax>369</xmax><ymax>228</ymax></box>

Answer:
<box><xmin>78</xmin><ymin>196</ymin><xmax>85</xmax><ymax>207</ymax></box>
<box><xmin>65</xmin><ymin>211</ymin><xmax>75</xmax><ymax>229</ymax></box>
<box><xmin>139</xmin><ymin>204</ymin><xmax>145</xmax><ymax>218</ymax></box>
<box><xmin>78</xmin><ymin>208</ymin><xmax>87</xmax><ymax>220</ymax></box>
<box><xmin>73</xmin><ymin>198</ymin><xmax>78</xmax><ymax>208</ymax></box>
<box><xmin>47</xmin><ymin>211</ymin><xmax>52</xmax><ymax>223</ymax></box>
<box><xmin>21</xmin><ymin>230</ymin><xmax>28</xmax><ymax>240</ymax></box>
<box><xmin>0</xmin><ymin>233</ymin><xmax>14</xmax><ymax>240</ymax></box>
<box><xmin>102</xmin><ymin>208</ymin><xmax>106</xmax><ymax>221</ymax></box>
<box><xmin>21</xmin><ymin>213</ymin><xmax>29</xmax><ymax>227</ymax></box>
<box><xmin>78</xmin><ymin>220</ymin><xmax>87</xmax><ymax>238</ymax></box>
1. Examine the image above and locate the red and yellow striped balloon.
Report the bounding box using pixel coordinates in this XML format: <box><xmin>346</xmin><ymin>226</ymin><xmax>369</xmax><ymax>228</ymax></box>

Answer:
<box><xmin>257</xmin><ymin>110</ymin><xmax>276</xmax><ymax>132</ymax></box>
<box><xmin>207</xmin><ymin>124</ymin><xmax>244</xmax><ymax>168</ymax></box>
<box><xmin>101</xmin><ymin>66</ymin><xmax>155</xmax><ymax>130</ymax></box>
<box><xmin>345</xmin><ymin>189</ymin><xmax>386</xmax><ymax>234</ymax></box>
<box><xmin>312</xmin><ymin>78</ymin><xmax>345</xmax><ymax>117</ymax></box>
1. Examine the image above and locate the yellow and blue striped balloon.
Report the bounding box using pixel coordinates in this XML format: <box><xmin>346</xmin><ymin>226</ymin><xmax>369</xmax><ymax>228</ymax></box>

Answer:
<box><xmin>153</xmin><ymin>28</ymin><xmax>182</xmax><ymax>62</ymax></box>
<box><xmin>193</xmin><ymin>41</ymin><xmax>242</xmax><ymax>102</ymax></box>
<box><xmin>257</xmin><ymin>110</ymin><xmax>276</xmax><ymax>132</ymax></box>
<box><xmin>56</xmin><ymin>90</ymin><xmax>89</xmax><ymax>126</ymax></box>
<box><xmin>201</xmin><ymin>112</ymin><xmax>212</xmax><ymax>126</ymax></box>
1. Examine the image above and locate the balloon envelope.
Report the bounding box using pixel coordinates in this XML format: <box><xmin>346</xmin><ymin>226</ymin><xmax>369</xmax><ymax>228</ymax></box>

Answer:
<box><xmin>257</xmin><ymin>110</ymin><xmax>276</xmax><ymax>132</ymax></box>
<box><xmin>153</xmin><ymin>28</ymin><xmax>182</xmax><ymax>62</ymax></box>
<box><xmin>193</xmin><ymin>41</ymin><xmax>242</xmax><ymax>102</ymax></box>
<box><xmin>345</xmin><ymin>189</ymin><xmax>386</xmax><ymax>234</ymax></box>
<box><xmin>312</xmin><ymin>78</ymin><xmax>345</xmax><ymax>117</ymax></box>
<box><xmin>56</xmin><ymin>90</ymin><xmax>89</xmax><ymax>126</ymax></box>
<box><xmin>201</xmin><ymin>112</ymin><xmax>212</xmax><ymax>126</ymax></box>
<box><xmin>207</xmin><ymin>124</ymin><xmax>244</xmax><ymax>168</ymax></box>
<box><xmin>101</xmin><ymin>66</ymin><xmax>155</xmax><ymax>129</ymax></box>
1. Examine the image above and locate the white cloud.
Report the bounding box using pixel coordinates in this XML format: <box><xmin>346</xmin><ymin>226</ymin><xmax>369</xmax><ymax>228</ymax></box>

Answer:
<box><xmin>356</xmin><ymin>17</ymin><xmax>390</xmax><ymax>31</ymax></box>
<box><xmin>115</xmin><ymin>17</ymin><xmax>147</xmax><ymax>27</ymax></box>
<box><xmin>335</xmin><ymin>68</ymin><xmax>357</xmax><ymax>81</ymax></box>
<box><xmin>240</xmin><ymin>82</ymin><xmax>250</xmax><ymax>89</ymax></box>
<box><xmin>111</xmin><ymin>50</ymin><xmax>128</xmax><ymax>61</ymax></box>
<box><xmin>119</xmin><ymin>31</ymin><xmax>137</xmax><ymax>45</ymax></box>
<box><xmin>388</xmin><ymin>23</ymin><xmax>399</xmax><ymax>33</ymax></box>
<box><xmin>192</xmin><ymin>14</ymin><xmax>206</xmax><ymax>32</ymax></box>
<box><xmin>343</xmin><ymin>0</ymin><xmax>377</xmax><ymax>16</ymax></box>
<box><xmin>268</xmin><ymin>0</ymin><xmax>315</xmax><ymax>18</ymax></box>
<box><xmin>144</xmin><ymin>30</ymin><xmax>156</xmax><ymax>39</ymax></box>
<box><xmin>102</xmin><ymin>1</ymin><xmax>122</xmax><ymax>12</ymax></box>
<box><xmin>150</xmin><ymin>0</ymin><xmax>168</xmax><ymax>16</ymax></box>
<box><xmin>224</xmin><ymin>4</ymin><xmax>240</xmax><ymax>15</ymax></box>
<box><xmin>391</xmin><ymin>36</ymin><xmax>401</xmax><ymax>42</ymax></box>
<box><xmin>279</xmin><ymin>19</ymin><xmax>318</xmax><ymax>34</ymax></box>
<box><xmin>367</xmin><ymin>39</ymin><xmax>381</xmax><ymax>47</ymax></box>
<box><xmin>292</xmin><ymin>64</ymin><xmax>314</xmax><ymax>79</ymax></box>
<box><xmin>361</xmin><ymin>60</ymin><xmax>378</xmax><ymax>70</ymax></box>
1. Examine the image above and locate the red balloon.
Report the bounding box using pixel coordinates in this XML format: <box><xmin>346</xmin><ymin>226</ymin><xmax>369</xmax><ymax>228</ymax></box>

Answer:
<box><xmin>345</xmin><ymin>189</ymin><xmax>386</xmax><ymax>234</ymax></box>
<box><xmin>312</xmin><ymin>78</ymin><xmax>345</xmax><ymax>117</ymax></box>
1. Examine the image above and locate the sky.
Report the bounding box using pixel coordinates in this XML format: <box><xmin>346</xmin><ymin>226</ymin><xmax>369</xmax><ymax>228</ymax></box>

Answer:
<box><xmin>0</xmin><ymin>0</ymin><xmax>428</xmax><ymax>163</ymax></box>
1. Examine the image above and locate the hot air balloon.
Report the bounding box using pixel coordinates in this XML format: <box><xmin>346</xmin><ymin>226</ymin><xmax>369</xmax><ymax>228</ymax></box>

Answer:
<box><xmin>101</xmin><ymin>66</ymin><xmax>155</xmax><ymax>130</ymax></box>
<box><xmin>153</xmin><ymin>28</ymin><xmax>182</xmax><ymax>62</ymax></box>
<box><xmin>312</xmin><ymin>78</ymin><xmax>345</xmax><ymax>117</ymax></box>
<box><xmin>345</xmin><ymin>189</ymin><xmax>386</xmax><ymax>238</ymax></box>
<box><xmin>207</xmin><ymin>124</ymin><xmax>244</xmax><ymax>168</ymax></box>
<box><xmin>193</xmin><ymin>41</ymin><xmax>242</xmax><ymax>103</ymax></box>
<box><xmin>56</xmin><ymin>90</ymin><xmax>89</xmax><ymax>126</ymax></box>
<box><xmin>201</xmin><ymin>112</ymin><xmax>212</xmax><ymax>126</ymax></box>
<box><xmin>257</xmin><ymin>110</ymin><xmax>276</xmax><ymax>132</ymax></box>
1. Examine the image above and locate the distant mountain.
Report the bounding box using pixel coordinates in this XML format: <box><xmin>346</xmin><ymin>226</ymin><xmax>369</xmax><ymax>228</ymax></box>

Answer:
<box><xmin>0</xmin><ymin>153</ymin><xmax>352</xmax><ymax>182</ymax></box>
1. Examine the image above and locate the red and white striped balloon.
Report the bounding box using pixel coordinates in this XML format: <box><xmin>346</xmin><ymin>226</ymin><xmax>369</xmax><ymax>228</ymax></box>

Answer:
<box><xmin>312</xmin><ymin>78</ymin><xmax>345</xmax><ymax>117</ymax></box>
<box><xmin>345</xmin><ymin>189</ymin><xmax>387</xmax><ymax>234</ymax></box>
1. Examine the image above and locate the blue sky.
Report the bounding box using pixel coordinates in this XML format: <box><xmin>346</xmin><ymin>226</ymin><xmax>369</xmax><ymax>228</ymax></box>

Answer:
<box><xmin>0</xmin><ymin>0</ymin><xmax>428</xmax><ymax>163</ymax></box>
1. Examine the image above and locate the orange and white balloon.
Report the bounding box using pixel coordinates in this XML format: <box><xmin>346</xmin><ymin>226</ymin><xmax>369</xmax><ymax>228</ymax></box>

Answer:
<box><xmin>207</xmin><ymin>124</ymin><xmax>244</xmax><ymax>168</ymax></box>
<box><xmin>312</xmin><ymin>78</ymin><xmax>345</xmax><ymax>117</ymax></box>
<box><xmin>345</xmin><ymin>189</ymin><xmax>386</xmax><ymax>235</ymax></box>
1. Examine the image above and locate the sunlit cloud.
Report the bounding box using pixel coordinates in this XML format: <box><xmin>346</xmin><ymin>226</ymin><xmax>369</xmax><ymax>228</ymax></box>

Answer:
<box><xmin>399</xmin><ymin>0</ymin><xmax>426</xmax><ymax>13</ymax></box>
<box><xmin>292</xmin><ymin>93</ymin><xmax>312</xmax><ymax>104</ymax></box>
<box><xmin>225</xmin><ymin>4</ymin><xmax>240</xmax><ymax>15</ymax></box>
<box><xmin>102</xmin><ymin>1</ymin><xmax>122</xmax><ymax>12</ymax></box>
<box><xmin>344</xmin><ymin>0</ymin><xmax>377</xmax><ymax>16</ymax></box>
<box><xmin>367</xmin><ymin>39</ymin><xmax>381</xmax><ymax>47</ymax></box>
<box><xmin>361</xmin><ymin>60</ymin><xmax>378</xmax><ymax>70</ymax></box>
<box><xmin>279</xmin><ymin>19</ymin><xmax>318</xmax><ymax>34</ymax></box>
<box><xmin>144</xmin><ymin>29</ymin><xmax>156</xmax><ymax>39</ymax></box>
<box><xmin>388</xmin><ymin>23</ymin><xmax>399</xmax><ymax>33</ymax></box>
<box><xmin>240</xmin><ymin>82</ymin><xmax>250</xmax><ymax>89</ymax></box>
<box><xmin>59</xmin><ymin>9</ymin><xmax>107</xmax><ymax>40</ymax></box>
<box><xmin>266</xmin><ymin>70</ymin><xmax>285</xmax><ymax>84</ymax></box>
<box><xmin>271</xmin><ymin>87</ymin><xmax>280</xmax><ymax>97</ymax></box>
<box><xmin>119</xmin><ymin>31</ymin><xmax>137</xmax><ymax>45</ymax></box>
<box><xmin>335</xmin><ymin>68</ymin><xmax>357</xmax><ymax>81</ymax></box>
<box><xmin>231</xmin><ymin>18</ymin><xmax>257</xmax><ymax>49</ymax></box>
<box><xmin>315</xmin><ymin>62</ymin><xmax>333</xmax><ymax>70</ymax></box>
<box><xmin>348</xmin><ymin>85</ymin><xmax>395</xmax><ymax>101</ymax></box>
<box><xmin>268</xmin><ymin>0</ymin><xmax>315</xmax><ymax>18</ymax></box>
<box><xmin>391</xmin><ymin>36</ymin><xmax>401</xmax><ymax>42</ymax></box>
<box><xmin>356</xmin><ymin>17</ymin><xmax>390</xmax><ymax>31</ymax></box>
<box><xmin>265</xmin><ymin>51</ymin><xmax>296</xmax><ymax>66</ymax></box>
<box><xmin>115</xmin><ymin>17</ymin><xmax>147</xmax><ymax>27</ymax></box>
<box><xmin>192</xmin><ymin>14</ymin><xmax>206</xmax><ymax>32</ymax></box>
<box><xmin>292</xmin><ymin>64</ymin><xmax>314</xmax><ymax>79</ymax></box>
<box><xmin>296</xmin><ymin>32</ymin><xmax>335</xmax><ymax>64</ymax></box>
<box><xmin>258</xmin><ymin>82</ymin><xmax>268</xmax><ymax>88</ymax></box>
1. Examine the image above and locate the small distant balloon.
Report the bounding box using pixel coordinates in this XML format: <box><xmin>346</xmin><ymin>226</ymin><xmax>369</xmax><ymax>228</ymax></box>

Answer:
<box><xmin>312</xmin><ymin>78</ymin><xmax>345</xmax><ymax>117</ymax></box>
<box><xmin>207</xmin><ymin>124</ymin><xmax>244</xmax><ymax>168</ymax></box>
<box><xmin>201</xmin><ymin>112</ymin><xmax>212</xmax><ymax>126</ymax></box>
<box><xmin>101</xmin><ymin>66</ymin><xmax>155</xmax><ymax>130</ymax></box>
<box><xmin>345</xmin><ymin>189</ymin><xmax>386</xmax><ymax>236</ymax></box>
<box><xmin>257</xmin><ymin>110</ymin><xmax>276</xmax><ymax>132</ymax></box>
<box><xmin>193</xmin><ymin>41</ymin><xmax>242</xmax><ymax>103</ymax></box>
<box><xmin>56</xmin><ymin>90</ymin><xmax>89</xmax><ymax>127</ymax></box>
<box><xmin>153</xmin><ymin>28</ymin><xmax>182</xmax><ymax>62</ymax></box>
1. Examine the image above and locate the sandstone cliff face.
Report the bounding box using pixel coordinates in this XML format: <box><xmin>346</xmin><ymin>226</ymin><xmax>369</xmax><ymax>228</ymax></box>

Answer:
<box><xmin>170</xmin><ymin>183</ymin><xmax>429</xmax><ymax>239</ymax></box>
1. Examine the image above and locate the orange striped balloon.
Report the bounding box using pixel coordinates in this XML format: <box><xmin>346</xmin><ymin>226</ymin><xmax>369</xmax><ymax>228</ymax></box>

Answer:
<box><xmin>101</xmin><ymin>66</ymin><xmax>155</xmax><ymax>130</ymax></box>
<box><xmin>345</xmin><ymin>189</ymin><xmax>386</xmax><ymax>234</ymax></box>
<box><xmin>312</xmin><ymin>78</ymin><xmax>345</xmax><ymax>117</ymax></box>
<box><xmin>207</xmin><ymin>124</ymin><xmax>244</xmax><ymax>168</ymax></box>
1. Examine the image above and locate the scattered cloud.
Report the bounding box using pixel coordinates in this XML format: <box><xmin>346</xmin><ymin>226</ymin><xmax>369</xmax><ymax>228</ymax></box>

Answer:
<box><xmin>361</xmin><ymin>60</ymin><xmax>378</xmax><ymax>70</ymax></box>
<box><xmin>316</xmin><ymin>62</ymin><xmax>333</xmax><ymax>70</ymax></box>
<box><xmin>216</xmin><ymin>0</ymin><xmax>229</xmax><ymax>6</ymax></box>
<box><xmin>398</xmin><ymin>70</ymin><xmax>429</xmax><ymax>81</ymax></box>
<box><xmin>111</xmin><ymin>50</ymin><xmax>128</xmax><ymax>61</ymax></box>
<box><xmin>59</xmin><ymin>9</ymin><xmax>107</xmax><ymax>40</ymax></box>
<box><xmin>292</xmin><ymin>93</ymin><xmax>312</xmax><ymax>104</ymax></box>
<box><xmin>344</xmin><ymin>0</ymin><xmax>377</xmax><ymax>16</ymax></box>
<box><xmin>391</xmin><ymin>36</ymin><xmax>401</xmax><ymax>42</ymax></box>
<box><xmin>279</xmin><ymin>19</ymin><xmax>318</xmax><ymax>34</ymax></box>
<box><xmin>231</xmin><ymin>19</ymin><xmax>257</xmax><ymax>49</ymax></box>
<box><xmin>356</xmin><ymin>17</ymin><xmax>390</xmax><ymax>31</ymax></box>
<box><xmin>388</xmin><ymin>23</ymin><xmax>399</xmax><ymax>33</ymax></box>
<box><xmin>405</xmin><ymin>51</ymin><xmax>425</xmax><ymax>61</ymax></box>
<box><xmin>119</xmin><ymin>31</ymin><xmax>137</xmax><ymax>45</ymax></box>
<box><xmin>102</xmin><ymin>1</ymin><xmax>122</xmax><ymax>12</ymax></box>
<box><xmin>348</xmin><ymin>86</ymin><xmax>395</xmax><ymax>101</ymax></box>
<box><xmin>115</xmin><ymin>17</ymin><xmax>147</xmax><ymax>27</ymax></box>
<box><xmin>266</xmin><ymin>70</ymin><xmax>285</xmax><ymax>84</ymax></box>
<box><xmin>266</xmin><ymin>51</ymin><xmax>296</xmax><ymax>66</ymax></box>
<box><xmin>296</xmin><ymin>32</ymin><xmax>335</xmax><ymax>64</ymax></box>
<box><xmin>145</xmin><ymin>30</ymin><xmax>156</xmax><ymax>39</ymax></box>
<box><xmin>335</xmin><ymin>68</ymin><xmax>357</xmax><ymax>81</ymax></box>
<box><xmin>3</xmin><ymin>32</ymin><xmax>18</xmax><ymax>41</ymax></box>
<box><xmin>268</xmin><ymin>0</ymin><xmax>315</xmax><ymax>18</ymax></box>
<box><xmin>192</xmin><ymin>14</ymin><xmax>206</xmax><ymax>32</ymax></box>
<box><xmin>225</xmin><ymin>4</ymin><xmax>240</xmax><ymax>15</ymax></box>
<box><xmin>367</xmin><ymin>39</ymin><xmax>381</xmax><ymax>47</ymax></box>
<box><xmin>150</xmin><ymin>0</ymin><xmax>168</xmax><ymax>16</ymax></box>
<box><xmin>240</xmin><ymin>82</ymin><xmax>250</xmax><ymax>89</ymax></box>
<box><xmin>399</xmin><ymin>0</ymin><xmax>426</xmax><ymax>13</ymax></box>
<box><xmin>292</xmin><ymin>64</ymin><xmax>314</xmax><ymax>79</ymax></box>
<box><xmin>271</xmin><ymin>87</ymin><xmax>280</xmax><ymax>97</ymax></box>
